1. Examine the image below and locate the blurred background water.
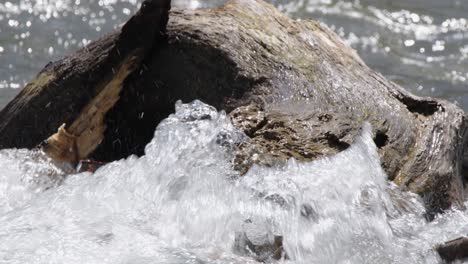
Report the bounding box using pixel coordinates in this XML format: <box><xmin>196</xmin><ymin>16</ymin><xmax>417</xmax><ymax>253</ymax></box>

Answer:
<box><xmin>0</xmin><ymin>0</ymin><xmax>467</xmax><ymax>109</ymax></box>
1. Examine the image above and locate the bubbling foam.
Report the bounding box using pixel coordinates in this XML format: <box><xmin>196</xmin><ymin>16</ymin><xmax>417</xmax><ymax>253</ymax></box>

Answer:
<box><xmin>0</xmin><ymin>100</ymin><xmax>464</xmax><ymax>264</ymax></box>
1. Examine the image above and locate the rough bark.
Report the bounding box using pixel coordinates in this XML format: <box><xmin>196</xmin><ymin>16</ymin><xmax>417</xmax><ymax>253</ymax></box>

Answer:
<box><xmin>0</xmin><ymin>0</ymin><xmax>466</xmax><ymax>215</ymax></box>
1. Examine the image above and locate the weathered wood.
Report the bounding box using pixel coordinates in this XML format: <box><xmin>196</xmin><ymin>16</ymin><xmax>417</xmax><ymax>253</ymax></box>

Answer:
<box><xmin>41</xmin><ymin>53</ymin><xmax>141</xmax><ymax>164</ymax></box>
<box><xmin>0</xmin><ymin>0</ymin><xmax>466</xmax><ymax>216</ymax></box>
<box><xmin>0</xmin><ymin>0</ymin><xmax>171</xmax><ymax>165</ymax></box>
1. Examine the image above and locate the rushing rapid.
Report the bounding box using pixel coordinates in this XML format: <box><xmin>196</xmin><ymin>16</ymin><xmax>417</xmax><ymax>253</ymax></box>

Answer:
<box><xmin>0</xmin><ymin>100</ymin><xmax>467</xmax><ymax>263</ymax></box>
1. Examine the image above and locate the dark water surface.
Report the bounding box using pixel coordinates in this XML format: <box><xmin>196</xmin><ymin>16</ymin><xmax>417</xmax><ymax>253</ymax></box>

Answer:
<box><xmin>0</xmin><ymin>0</ymin><xmax>467</xmax><ymax>109</ymax></box>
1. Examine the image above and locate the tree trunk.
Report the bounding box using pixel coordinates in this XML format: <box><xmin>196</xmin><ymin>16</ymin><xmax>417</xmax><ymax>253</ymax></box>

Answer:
<box><xmin>0</xmin><ymin>0</ymin><xmax>466</xmax><ymax>216</ymax></box>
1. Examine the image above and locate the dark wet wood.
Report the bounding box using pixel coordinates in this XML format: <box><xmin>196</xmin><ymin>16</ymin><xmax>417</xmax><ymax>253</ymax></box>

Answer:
<box><xmin>0</xmin><ymin>0</ymin><xmax>170</xmax><ymax>152</ymax></box>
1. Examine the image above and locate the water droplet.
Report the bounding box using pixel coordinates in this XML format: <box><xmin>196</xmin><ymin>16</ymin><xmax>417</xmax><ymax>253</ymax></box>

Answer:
<box><xmin>404</xmin><ymin>39</ymin><xmax>415</xmax><ymax>47</ymax></box>
<box><xmin>122</xmin><ymin>8</ymin><xmax>131</xmax><ymax>15</ymax></box>
<box><xmin>432</xmin><ymin>40</ymin><xmax>445</xmax><ymax>52</ymax></box>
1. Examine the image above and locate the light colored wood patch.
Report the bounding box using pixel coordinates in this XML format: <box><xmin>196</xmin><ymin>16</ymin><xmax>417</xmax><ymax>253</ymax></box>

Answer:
<box><xmin>42</xmin><ymin>52</ymin><xmax>141</xmax><ymax>165</ymax></box>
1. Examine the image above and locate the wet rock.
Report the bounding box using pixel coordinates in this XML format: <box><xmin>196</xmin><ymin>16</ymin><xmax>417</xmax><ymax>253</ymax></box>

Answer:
<box><xmin>384</xmin><ymin>184</ymin><xmax>426</xmax><ymax>219</ymax></box>
<box><xmin>435</xmin><ymin>236</ymin><xmax>468</xmax><ymax>262</ymax></box>
<box><xmin>76</xmin><ymin>160</ymin><xmax>108</xmax><ymax>173</ymax></box>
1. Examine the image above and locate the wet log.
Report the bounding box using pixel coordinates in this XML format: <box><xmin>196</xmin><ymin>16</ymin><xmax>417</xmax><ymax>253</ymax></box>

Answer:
<box><xmin>0</xmin><ymin>0</ymin><xmax>467</xmax><ymax>216</ymax></box>
<box><xmin>435</xmin><ymin>236</ymin><xmax>468</xmax><ymax>262</ymax></box>
<box><xmin>0</xmin><ymin>0</ymin><xmax>171</xmax><ymax>165</ymax></box>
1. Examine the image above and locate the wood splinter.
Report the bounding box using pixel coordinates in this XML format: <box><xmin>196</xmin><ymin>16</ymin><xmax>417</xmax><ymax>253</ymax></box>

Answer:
<box><xmin>41</xmin><ymin>54</ymin><xmax>141</xmax><ymax>167</ymax></box>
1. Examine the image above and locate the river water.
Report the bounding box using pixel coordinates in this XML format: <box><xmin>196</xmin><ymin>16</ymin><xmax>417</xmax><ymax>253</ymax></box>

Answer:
<box><xmin>1</xmin><ymin>0</ymin><xmax>468</xmax><ymax>263</ymax></box>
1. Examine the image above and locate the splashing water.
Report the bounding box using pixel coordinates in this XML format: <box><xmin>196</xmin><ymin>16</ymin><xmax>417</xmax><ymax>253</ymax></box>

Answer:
<box><xmin>0</xmin><ymin>100</ymin><xmax>468</xmax><ymax>263</ymax></box>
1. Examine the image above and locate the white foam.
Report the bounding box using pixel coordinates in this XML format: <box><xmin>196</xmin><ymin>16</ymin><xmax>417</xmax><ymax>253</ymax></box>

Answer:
<box><xmin>0</xmin><ymin>100</ymin><xmax>464</xmax><ymax>263</ymax></box>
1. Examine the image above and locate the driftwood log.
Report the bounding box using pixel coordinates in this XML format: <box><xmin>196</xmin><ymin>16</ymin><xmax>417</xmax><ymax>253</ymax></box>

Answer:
<box><xmin>0</xmin><ymin>0</ymin><xmax>466</xmax><ymax>216</ymax></box>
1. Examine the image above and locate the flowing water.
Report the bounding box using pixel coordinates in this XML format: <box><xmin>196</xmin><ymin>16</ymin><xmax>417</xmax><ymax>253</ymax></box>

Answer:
<box><xmin>1</xmin><ymin>100</ymin><xmax>468</xmax><ymax>264</ymax></box>
<box><xmin>1</xmin><ymin>0</ymin><xmax>468</xmax><ymax>263</ymax></box>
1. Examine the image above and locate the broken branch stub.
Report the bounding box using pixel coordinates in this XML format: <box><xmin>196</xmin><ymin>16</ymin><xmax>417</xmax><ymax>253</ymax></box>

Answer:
<box><xmin>0</xmin><ymin>0</ymin><xmax>171</xmax><ymax>165</ymax></box>
<box><xmin>41</xmin><ymin>53</ymin><xmax>142</xmax><ymax>165</ymax></box>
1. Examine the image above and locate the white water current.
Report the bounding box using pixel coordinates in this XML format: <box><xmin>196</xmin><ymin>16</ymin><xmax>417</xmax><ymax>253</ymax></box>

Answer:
<box><xmin>0</xmin><ymin>100</ymin><xmax>468</xmax><ymax>263</ymax></box>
